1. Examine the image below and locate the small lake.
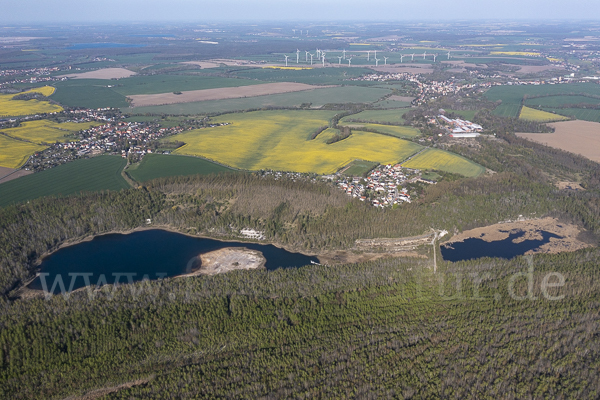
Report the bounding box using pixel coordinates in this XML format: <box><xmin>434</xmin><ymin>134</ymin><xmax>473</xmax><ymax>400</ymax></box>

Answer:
<box><xmin>440</xmin><ymin>230</ymin><xmax>562</xmax><ymax>262</ymax></box>
<box><xmin>29</xmin><ymin>229</ymin><xmax>317</xmax><ymax>294</ymax></box>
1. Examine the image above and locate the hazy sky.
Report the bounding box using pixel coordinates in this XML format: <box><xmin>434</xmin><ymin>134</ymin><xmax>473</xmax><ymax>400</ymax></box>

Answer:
<box><xmin>3</xmin><ymin>0</ymin><xmax>600</xmax><ymax>23</ymax></box>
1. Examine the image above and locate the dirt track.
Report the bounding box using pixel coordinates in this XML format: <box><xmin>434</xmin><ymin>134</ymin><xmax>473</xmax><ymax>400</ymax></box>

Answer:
<box><xmin>517</xmin><ymin>120</ymin><xmax>600</xmax><ymax>163</ymax></box>
<box><xmin>128</xmin><ymin>82</ymin><xmax>333</xmax><ymax>107</ymax></box>
<box><xmin>0</xmin><ymin>166</ymin><xmax>31</xmax><ymax>184</ymax></box>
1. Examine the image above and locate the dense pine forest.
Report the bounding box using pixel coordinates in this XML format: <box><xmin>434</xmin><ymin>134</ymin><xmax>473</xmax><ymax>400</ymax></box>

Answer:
<box><xmin>1</xmin><ymin>129</ymin><xmax>600</xmax><ymax>398</ymax></box>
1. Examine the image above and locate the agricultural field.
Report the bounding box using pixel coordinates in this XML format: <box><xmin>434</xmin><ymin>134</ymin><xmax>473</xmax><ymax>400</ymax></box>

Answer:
<box><xmin>342</xmin><ymin>160</ymin><xmax>379</xmax><ymax>176</ymax></box>
<box><xmin>516</xmin><ymin>120</ymin><xmax>600</xmax><ymax>163</ymax></box>
<box><xmin>171</xmin><ymin>110</ymin><xmax>422</xmax><ymax>174</ymax></box>
<box><xmin>228</xmin><ymin>67</ymin><xmax>374</xmax><ymax>85</ymax></box>
<box><xmin>127</xmin><ymin>154</ymin><xmax>237</xmax><ymax>182</ymax></box>
<box><xmin>519</xmin><ymin>106</ymin><xmax>569</xmax><ymax>122</ymax></box>
<box><xmin>128</xmin><ymin>82</ymin><xmax>327</xmax><ymax>107</ymax></box>
<box><xmin>341</xmin><ymin>109</ymin><xmax>409</xmax><ymax>124</ymax></box>
<box><xmin>128</xmin><ymin>86</ymin><xmax>391</xmax><ymax>115</ymax></box>
<box><xmin>0</xmin><ymin>120</ymin><xmax>96</xmax><ymax>144</ymax></box>
<box><xmin>402</xmin><ymin>148</ymin><xmax>485</xmax><ymax>177</ymax></box>
<box><xmin>524</xmin><ymin>95</ymin><xmax>600</xmax><ymax>108</ymax></box>
<box><xmin>340</xmin><ymin>122</ymin><xmax>421</xmax><ymax>138</ymax></box>
<box><xmin>538</xmin><ymin>107</ymin><xmax>600</xmax><ymax>123</ymax></box>
<box><xmin>486</xmin><ymin>83</ymin><xmax>600</xmax><ymax>118</ymax></box>
<box><xmin>50</xmin><ymin>75</ymin><xmax>263</xmax><ymax>108</ymax></box>
<box><xmin>0</xmin><ymin>135</ymin><xmax>46</xmax><ymax>169</ymax></box>
<box><xmin>50</xmin><ymin>80</ymin><xmax>130</xmax><ymax>108</ymax></box>
<box><xmin>0</xmin><ymin>156</ymin><xmax>130</xmax><ymax>207</ymax></box>
<box><xmin>0</xmin><ymin>86</ymin><xmax>63</xmax><ymax>117</ymax></box>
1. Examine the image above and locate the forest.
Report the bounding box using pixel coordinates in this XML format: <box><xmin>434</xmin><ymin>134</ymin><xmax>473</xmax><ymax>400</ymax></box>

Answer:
<box><xmin>1</xmin><ymin>103</ymin><xmax>600</xmax><ymax>398</ymax></box>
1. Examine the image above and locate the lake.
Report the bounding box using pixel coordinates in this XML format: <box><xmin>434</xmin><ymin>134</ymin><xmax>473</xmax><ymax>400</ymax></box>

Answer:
<box><xmin>440</xmin><ymin>230</ymin><xmax>562</xmax><ymax>262</ymax></box>
<box><xmin>29</xmin><ymin>229</ymin><xmax>317</xmax><ymax>294</ymax></box>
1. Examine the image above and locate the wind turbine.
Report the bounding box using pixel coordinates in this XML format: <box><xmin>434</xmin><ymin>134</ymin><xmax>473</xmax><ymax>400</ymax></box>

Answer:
<box><xmin>284</xmin><ymin>55</ymin><xmax>289</xmax><ymax>67</ymax></box>
<box><xmin>432</xmin><ymin>54</ymin><xmax>437</xmax><ymax>62</ymax></box>
<box><xmin>383</xmin><ymin>56</ymin><xmax>388</xmax><ymax>65</ymax></box>
<box><xmin>316</xmin><ymin>49</ymin><xmax>321</xmax><ymax>58</ymax></box>
<box><xmin>367</xmin><ymin>50</ymin><xmax>371</xmax><ymax>61</ymax></box>
<box><xmin>322</xmin><ymin>54</ymin><xmax>325</xmax><ymax>67</ymax></box>
<box><xmin>400</xmin><ymin>54</ymin><xmax>405</xmax><ymax>63</ymax></box>
<box><xmin>347</xmin><ymin>57</ymin><xmax>352</xmax><ymax>66</ymax></box>
<box><xmin>342</xmin><ymin>49</ymin><xmax>346</xmax><ymax>59</ymax></box>
<box><xmin>309</xmin><ymin>53</ymin><xmax>314</xmax><ymax>65</ymax></box>
<box><xmin>411</xmin><ymin>53</ymin><xmax>415</xmax><ymax>61</ymax></box>
<box><xmin>423</xmin><ymin>51</ymin><xmax>427</xmax><ymax>60</ymax></box>
<box><xmin>375</xmin><ymin>58</ymin><xmax>380</xmax><ymax>67</ymax></box>
<box><xmin>305</xmin><ymin>51</ymin><xmax>309</xmax><ymax>62</ymax></box>
<box><xmin>338</xmin><ymin>56</ymin><xmax>342</xmax><ymax>65</ymax></box>
<box><xmin>447</xmin><ymin>51</ymin><xmax>451</xmax><ymax>59</ymax></box>
<box><xmin>296</xmin><ymin>49</ymin><xmax>300</xmax><ymax>63</ymax></box>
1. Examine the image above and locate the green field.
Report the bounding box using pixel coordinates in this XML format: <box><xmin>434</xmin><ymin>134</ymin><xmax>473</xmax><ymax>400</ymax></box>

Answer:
<box><xmin>524</xmin><ymin>95</ymin><xmax>600</xmax><ymax>108</ymax></box>
<box><xmin>171</xmin><ymin>110</ymin><xmax>422</xmax><ymax>174</ymax></box>
<box><xmin>0</xmin><ymin>156</ymin><xmax>130</xmax><ymax>207</ymax></box>
<box><xmin>402</xmin><ymin>148</ymin><xmax>485</xmax><ymax>177</ymax></box>
<box><xmin>342</xmin><ymin>160</ymin><xmax>379</xmax><ymax>176</ymax></box>
<box><xmin>372</xmin><ymin>99</ymin><xmax>411</xmax><ymax>108</ymax></box>
<box><xmin>341</xmin><ymin>122</ymin><xmax>421</xmax><ymax>138</ymax></box>
<box><xmin>52</xmin><ymin>76</ymin><xmax>264</xmax><ymax>108</ymax></box>
<box><xmin>229</xmin><ymin>67</ymin><xmax>375</xmax><ymax>85</ymax></box>
<box><xmin>127</xmin><ymin>86</ymin><xmax>391</xmax><ymax>115</ymax></box>
<box><xmin>486</xmin><ymin>83</ymin><xmax>600</xmax><ymax>118</ymax></box>
<box><xmin>127</xmin><ymin>154</ymin><xmax>237</xmax><ymax>182</ymax></box>
<box><xmin>540</xmin><ymin>107</ymin><xmax>600</xmax><ymax>123</ymax></box>
<box><xmin>1</xmin><ymin>120</ymin><xmax>95</xmax><ymax>144</ymax></box>
<box><xmin>51</xmin><ymin>81</ymin><xmax>130</xmax><ymax>108</ymax></box>
<box><xmin>341</xmin><ymin>109</ymin><xmax>409</xmax><ymax>124</ymax></box>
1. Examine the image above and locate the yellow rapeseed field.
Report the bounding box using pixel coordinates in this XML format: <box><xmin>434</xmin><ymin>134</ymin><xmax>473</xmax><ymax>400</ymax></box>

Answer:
<box><xmin>0</xmin><ymin>135</ymin><xmax>45</xmax><ymax>169</ymax></box>
<box><xmin>402</xmin><ymin>148</ymin><xmax>485</xmax><ymax>177</ymax></box>
<box><xmin>519</xmin><ymin>106</ymin><xmax>569</xmax><ymax>122</ymax></box>
<box><xmin>1</xmin><ymin>120</ymin><xmax>96</xmax><ymax>144</ymax></box>
<box><xmin>171</xmin><ymin>110</ymin><xmax>423</xmax><ymax>174</ymax></box>
<box><xmin>0</xmin><ymin>86</ymin><xmax>62</xmax><ymax>117</ymax></box>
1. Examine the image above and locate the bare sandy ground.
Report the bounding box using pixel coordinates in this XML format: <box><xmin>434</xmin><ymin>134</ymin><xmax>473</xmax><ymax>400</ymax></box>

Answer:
<box><xmin>369</xmin><ymin>65</ymin><xmax>434</xmax><ymax>74</ymax></box>
<box><xmin>183</xmin><ymin>59</ymin><xmax>280</xmax><ymax>68</ymax></box>
<box><xmin>193</xmin><ymin>247</ymin><xmax>266</xmax><ymax>275</ymax></box>
<box><xmin>444</xmin><ymin>217</ymin><xmax>592</xmax><ymax>255</ymax></box>
<box><xmin>0</xmin><ymin>166</ymin><xmax>32</xmax><ymax>184</ymax></box>
<box><xmin>128</xmin><ymin>82</ymin><xmax>332</xmax><ymax>107</ymax></box>
<box><xmin>517</xmin><ymin>120</ymin><xmax>600</xmax><ymax>163</ymax></box>
<box><xmin>58</xmin><ymin>68</ymin><xmax>136</xmax><ymax>80</ymax></box>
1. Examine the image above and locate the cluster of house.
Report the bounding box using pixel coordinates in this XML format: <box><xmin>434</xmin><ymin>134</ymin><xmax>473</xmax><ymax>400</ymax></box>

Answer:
<box><xmin>0</xmin><ymin>67</ymin><xmax>65</xmax><ymax>86</ymax></box>
<box><xmin>335</xmin><ymin>164</ymin><xmax>423</xmax><ymax>207</ymax></box>
<box><xmin>24</xmin><ymin>110</ymin><xmax>185</xmax><ymax>171</ymax></box>
<box><xmin>350</xmin><ymin>72</ymin><xmax>480</xmax><ymax>105</ymax></box>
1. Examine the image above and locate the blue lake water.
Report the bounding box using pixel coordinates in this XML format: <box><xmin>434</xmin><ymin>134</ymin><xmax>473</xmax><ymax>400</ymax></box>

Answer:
<box><xmin>29</xmin><ymin>229</ymin><xmax>317</xmax><ymax>293</ymax></box>
<box><xmin>440</xmin><ymin>230</ymin><xmax>562</xmax><ymax>262</ymax></box>
<box><xmin>67</xmin><ymin>43</ymin><xmax>146</xmax><ymax>50</ymax></box>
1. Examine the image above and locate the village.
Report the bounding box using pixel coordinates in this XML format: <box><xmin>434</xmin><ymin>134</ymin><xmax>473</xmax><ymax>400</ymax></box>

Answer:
<box><xmin>22</xmin><ymin>109</ymin><xmax>188</xmax><ymax>171</ymax></box>
<box><xmin>334</xmin><ymin>164</ymin><xmax>432</xmax><ymax>208</ymax></box>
